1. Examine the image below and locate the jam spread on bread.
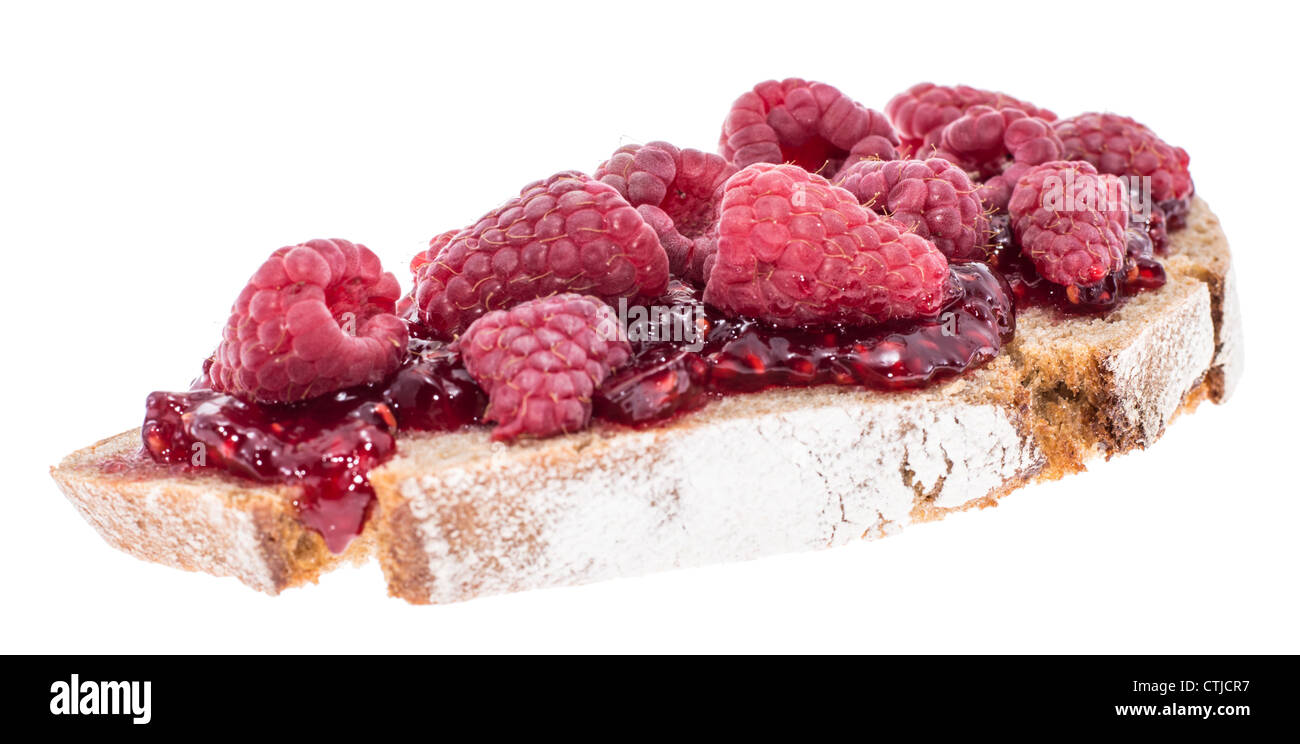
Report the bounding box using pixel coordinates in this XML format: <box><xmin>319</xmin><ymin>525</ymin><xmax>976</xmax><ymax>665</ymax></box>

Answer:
<box><xmin>139</xmin><ymin>80</ymin><xmax>1192</xmax><ymax>553</ymax></box>
<box><xmin>143</xmin><ymin>352</ymin><xmax>483</xmax><ymax>552</ymax></box>
<box><xmin>596</xmin><ymin>262</ymin><xmax>1013</xmax><ymax>424</ymax></box>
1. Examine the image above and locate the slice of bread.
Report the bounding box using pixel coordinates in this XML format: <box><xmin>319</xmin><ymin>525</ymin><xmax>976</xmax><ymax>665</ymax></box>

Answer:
<box><xmin>50</xmin><ymin>197</ymin><xmax>1241</xmax><ymax>603</ymax></box>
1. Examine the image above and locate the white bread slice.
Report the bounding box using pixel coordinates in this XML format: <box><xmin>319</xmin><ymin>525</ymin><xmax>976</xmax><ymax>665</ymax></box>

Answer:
<box><xmin>50</xmin><ymin>197</ymin><xmax>1240</xmax><ymax>602</ymax></box>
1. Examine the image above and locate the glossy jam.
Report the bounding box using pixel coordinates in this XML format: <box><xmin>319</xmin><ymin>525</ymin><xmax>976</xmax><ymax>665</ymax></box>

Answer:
<box><xmin>1158</xmin><ymin>196</ymin><xmax>1191</xmax><ymax>232</ymax></box>
<box><xmin>595</xmin><ymin>263</ymin><xmax>1015</xmax><ymax>424</ymax></box>
<box><xmin>142</xmin><ymin>346</ymin><xmax>484</xmax><ymax>553</ymax></box>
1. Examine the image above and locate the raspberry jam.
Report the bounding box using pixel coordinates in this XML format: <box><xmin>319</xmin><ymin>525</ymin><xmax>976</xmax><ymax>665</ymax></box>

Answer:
<box><xmin>595</xmin><ymin>263</ymin><xmax>1015</xmax><ymax>424</ymax></box>
<box><xmin>142</xmin><ymin>345</ymin><xmax>484</xmax><ymax>553</ymax></box>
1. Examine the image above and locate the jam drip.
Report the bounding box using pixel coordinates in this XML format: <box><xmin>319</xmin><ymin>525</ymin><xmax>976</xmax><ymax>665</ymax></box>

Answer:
<box><xmin>142</xmin><ymin>346</ymin><xmax>484</xmax><ymax>553</ymax></box>
<box><xmin>595</xmin><ymin>262</ymin><xmax>1015</xmax><ymax>425</ymax></box>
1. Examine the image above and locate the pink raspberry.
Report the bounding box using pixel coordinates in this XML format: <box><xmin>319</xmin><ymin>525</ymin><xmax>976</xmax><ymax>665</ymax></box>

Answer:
<box><xmin>403</xmin><ymin>230</ymin><xmax>458</xmax><ymax>320</ymax></box>
<box><xmin>408</xmin><ymin>230</ymin><xmax>456</xmax><ymax>312</ymax></box>
<box><xmin>453</xmin><ymin>294</ymin><xmax>631</xmax><ymax>441</ymax></box>
<box><xmin>690</xmin><ymin>228</ymin><xmax>720</xmax><ymax>286</ymax></box>
<box><xmin>595</xmin><ymin>141</ymin><xmax>737</xmax><ymax>237</ymax></box>
<box><xmin>637</xmin><ymin>207</ymin><xmax>722</xmax><ymax>286</ymax></box>
<box><xmin>411</xmin><ymin>229</ymin><xmax>456</xmax><ymax>278</ymax></box>
<box><xmin>634</xmin><ymin>204</ymin><xmax>720</xmax><ymax>286</ymax></box>
<box><xmin>885</xmin><ymin>82</ymin><xmax>1056</xmax><ymax>157</ymax></box>
<box><xmin>209</xmin><ymin>238</ymin><xmax>408</xmax><ymax>403</ymax></box>
<box><xmin>636</xmin><ymin>204</ymin><xmax>698</xmax><ymax>281</ymax></box>
<box><xmin>1008</xmin><ymin>161</ymin><xmax>1130</xmax><ymax>293</ymax></box>
<box><xmin>933</xmin><ymin>105</ymin><xmax>1064</xmax><ymax>176</ymax></box>
<box><xmin>1053</xmin><ymin>112</ymin><xmax>1193</xmax><ymax>202</ymax></box>
<box><xmin>931</xmin><ymin>106</ymin><xmax>1065</xmax><ymax>211</ymax></box>
<box><xmin>703</xmin><ymin>163</ymin><xmax>949</xmax><ymax>327</ymax></box>
<box><xmin>595</xmin><ymin>141</ymin><xmax>736</xmax><ymax>284</ymax></box>
<box><xmin>412</xmin><ymin>172</ymin><xmax>670</xmax><ymax>339</ymax></box>
<box><xmin>719</xmin><ymin>78</ymin><xmax>898</xmax><ymax>178</ymax></box>
<box><xmin>835</xmin><ymin>158</ymin><xmax>990</xmax><ymax>261</ymax></box>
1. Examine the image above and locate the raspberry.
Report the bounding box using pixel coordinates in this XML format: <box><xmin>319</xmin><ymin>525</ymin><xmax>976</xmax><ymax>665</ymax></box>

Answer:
<box><xmin>834</xmin><ymin>157</ymin><xmax>990</xmax><ymax>261</ymax></box>
<box><xmin>412</xmin><ymin>172</ymin><xmax>670</xmax><ymax>339</ymax></box>
<box><xmin>1008</xmin><ymin>161</ymin><xmax>1130</xmax><ymax>293</ymax></box>
<box><xmin>691</xmin><ymin>227</ymin><xmax>720</xmax><ymax>285</ymax></box>
<box><xmin>595</xmin><ymin>141</ymin><xmax>736</xmax><ymax>284</ymax></box>
<box><xmin>404</xmin><ymin>230</ymin><xmax>457</xmax><ymax>322</ymax></box>
<box><xmin>411</xmin><ymin>229</ymin><xmax>456</xmax><ymax>278</ymax></box>
<box><xmin>703</xmin><ymin>163</ymin><xmax>949</xmax><ymax>327</ymax></box>
<box><xmin>453</xmin><ymin>294</ymin><xmax>631</xmax><ymax>441</ymax></box>
<box><xmin>885</xmin><ymin>82</ymin><xmax>1056</xmax><ymax>157</ymax></box>
<box><xmin>934</xmin><ymin>107</ymin><xmax>1062</xmax><ymax>176</ymax></box>
<box><xmin>209</xmin><ymin>238</ymin><xmax>408</xmax><ymax>403</ymax></box>
<box><xmin>636</xmin><ymin>204</ymin><xmax>696</xmax><ymax>280</ymax></box>
<box><xmin>1053</xmin><ymin>112</ymin><xmax>1193</xmax><ymax>202</ymax></box>
<box><xmin>930</xmin><ymin>106</ymin><xmax>1064</xmax><ymax>211</ymax></box>
<box><xmin>634</xmin><ymin>204</ymin><xmax>720</xmax><ymax>285</ymax></box>
<box><xmin>595</xmin><ymin>141</ymin><xmax>737</xmax><ymax>238</ymax></box>
<box><xmin>719</xmin><ymin>78</ymin><xmax>899</xmax><ymax>178</ymax></box>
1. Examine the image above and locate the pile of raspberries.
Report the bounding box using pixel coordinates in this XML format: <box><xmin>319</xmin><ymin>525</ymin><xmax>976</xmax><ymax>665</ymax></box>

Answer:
<box><xmin>207</xmin><ymin>79</ymin><xmax>1192</xmax><ymax>441</ymax></box>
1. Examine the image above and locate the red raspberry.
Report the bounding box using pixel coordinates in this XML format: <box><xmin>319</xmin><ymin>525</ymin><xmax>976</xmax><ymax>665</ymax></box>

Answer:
<box><xmin>634</xmin><ymin>204</ymin><xmax>720</xmax><ymax>285</ymax></box>
<box><xmin>403</xmin><ymin>230</ymin><xmax>458</xmax><ymax>321</ymax></box>
<box><xmin>1008</xmin><ymin>161</ymin><xmax>1130</xmax><ymax>293</ymax></box>
<box><xmin>209</xmin><ymin>238</ymin><xmax>408</xmax><ymax>403</ymax></box>
<box><xmin>933</xmin><ymin>106</ymin><xmax>1064</xmax><ymax>176</ymax></box>
<box><xmin>931</xmin><ymin>106</ymin><xmax>1065</xmax><ymax>211</ymax></box>
<box><xmin>719</xmin><ymin>78</ymin><xmax>899</xmax><ymax>178</ymax></box>
<box><xmin>636</xmin><ymin>204</ymin><xmax>698</xmax><ymax>281</ymax></box>
<box><xmin>453</xmin><ymin>294</ymin><xmax>631</xmax><ymax>441</ymax></box>
<box><xmin>411</xmin><ymin>229</ymin><xmax>456</xmax><ymax>278</ymax></box>
<box><xmin>595</xmin><ymin>141</ymin><xmax>737</xmax><ymax>238</ymax></box>
<box><xmin>1053</xmin><ymin>112</ymin><xmax>1193</xmax><ymax>202</ymax></box>
<box><xmin>704</xmin><ymin>163</ymin><xmax>949</xmax><ymax>327</ymax></box>
<box><xmin>691</xmin><ymin>228</ymin><xmax>720</xmax><ymax>285</ymax></box>
<box><xmin>835</xmin><ymin>158</ymin><xmax>990</xmax><ymax>261</ymax></box>
<box><xmin>412</xmin><ymin>172</ymin><xmax>670</xmax><ymax>339</ymax></box>
<box><xmin>885</xmin><ymin>82</ymin><xmax>1056</xmax><ymax>157</ymax></box>
<box><xmin>595</xmin><ymin>141</ymin><xmax>736</xmax><ymax>284</ymax></box>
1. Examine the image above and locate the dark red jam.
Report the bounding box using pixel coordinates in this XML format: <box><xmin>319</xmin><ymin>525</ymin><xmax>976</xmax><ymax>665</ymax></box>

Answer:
<box><xmin>1158</xmin><ymin>196</ymin><xmax>1191</xmax><ymax>232</ymax></box>
<box><xmin>142</xmin><ymin>346</ymin><xmax>484</xmax><ymax>553</ymax></box>
<box><xmin>595</xmin><ymin>262</ymin><xmax>1014</xmax><ymax>424</ymax></box>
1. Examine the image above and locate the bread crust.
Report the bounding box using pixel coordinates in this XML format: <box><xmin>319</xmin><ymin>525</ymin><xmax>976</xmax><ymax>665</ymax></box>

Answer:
<box><xmin>50</xmin><ymin>430</ymin><xmax>370</xmax><ymax>594</ymax></box>
<box><xmin>50</xmin><ymin>198</ymin><xmax>1240</xmax><ymax>602</ymax></box>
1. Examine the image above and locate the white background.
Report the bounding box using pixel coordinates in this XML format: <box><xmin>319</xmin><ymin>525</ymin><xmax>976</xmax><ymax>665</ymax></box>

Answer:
<box><xmin>3</xmin><ymin>0</ymin><xmax>1296</xmax><ymax>653</ymax></box>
